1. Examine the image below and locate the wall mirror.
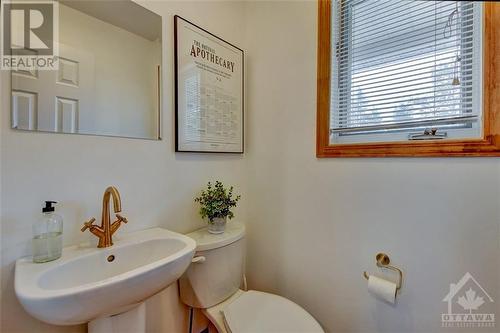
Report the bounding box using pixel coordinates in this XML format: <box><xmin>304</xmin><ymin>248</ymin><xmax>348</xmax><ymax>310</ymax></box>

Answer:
<box><xmin>11</xmin><ymin>0</ymin><xmax>162</xmax><ymax>140</ymax></box>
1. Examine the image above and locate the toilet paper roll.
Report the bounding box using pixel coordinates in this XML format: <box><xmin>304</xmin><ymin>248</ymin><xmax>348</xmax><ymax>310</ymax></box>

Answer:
<box><xmin>367</xmin><ymin>275</ymin><xmax>397</xmax><ymax>304</ymax></box>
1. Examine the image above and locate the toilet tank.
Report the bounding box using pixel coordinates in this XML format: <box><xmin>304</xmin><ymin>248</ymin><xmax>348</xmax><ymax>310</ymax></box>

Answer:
<box><xmin>179</xmin><ymin>221</ymin><xmax>245</xmax><ymax>308</ymax></box>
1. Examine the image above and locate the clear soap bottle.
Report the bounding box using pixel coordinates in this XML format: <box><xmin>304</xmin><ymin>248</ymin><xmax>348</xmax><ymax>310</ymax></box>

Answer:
<box><xmin>32</xmin><ymin>201</ymin><xmax>63</xmax><ymax>263</ymax></box>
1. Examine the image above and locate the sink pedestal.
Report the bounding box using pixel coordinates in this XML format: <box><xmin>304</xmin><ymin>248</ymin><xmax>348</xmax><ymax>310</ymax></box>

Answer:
<box><xmin>88</xmin><ymin>303</ymin><xmax>146</xmax><ymax>333</ymax></box>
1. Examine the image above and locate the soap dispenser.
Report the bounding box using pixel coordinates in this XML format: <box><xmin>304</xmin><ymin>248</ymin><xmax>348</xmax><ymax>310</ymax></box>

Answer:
<box><xmin>32</xmin><ymin>201</ymin><xmax>63</xmax><ymax>263</ymax></box>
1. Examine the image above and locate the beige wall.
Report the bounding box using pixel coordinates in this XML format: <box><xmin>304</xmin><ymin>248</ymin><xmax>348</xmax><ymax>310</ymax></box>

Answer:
<box><xmin>243</xmin><ymin>1</ymin><xmax>500</xmax><ymax>333</ymax></box>
<box><xmin>0</xmin><ymin>1</ymin><xmax>246</xmax><ymax>332</ymax></box>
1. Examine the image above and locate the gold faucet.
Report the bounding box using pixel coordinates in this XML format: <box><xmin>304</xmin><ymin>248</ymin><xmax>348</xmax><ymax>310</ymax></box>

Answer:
<box><xmin>81</xmin><ymin>186</ymin><xmax>128</xmax><ymax>248</ymax></box>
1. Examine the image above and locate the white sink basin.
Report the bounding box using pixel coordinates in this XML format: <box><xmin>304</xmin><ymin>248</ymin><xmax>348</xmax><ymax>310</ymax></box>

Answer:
<box><xmin>15</xmin><ymin>227</ymin><xmax>196</xmax><ymax>326</ymax></box>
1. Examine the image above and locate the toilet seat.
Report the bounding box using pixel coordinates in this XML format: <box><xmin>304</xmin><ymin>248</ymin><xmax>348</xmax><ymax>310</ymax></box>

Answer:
<box><xmin>204</xmin><ymin>290</ymin><xmax>324</xmax><ymax>333</ymax></box>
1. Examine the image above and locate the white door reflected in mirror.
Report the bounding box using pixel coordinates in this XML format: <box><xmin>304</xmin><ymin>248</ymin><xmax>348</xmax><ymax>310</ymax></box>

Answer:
<box><xmin>11</xmin><ymin>0</ymin><xmax>162</xmax><ymax>140</ymax></box>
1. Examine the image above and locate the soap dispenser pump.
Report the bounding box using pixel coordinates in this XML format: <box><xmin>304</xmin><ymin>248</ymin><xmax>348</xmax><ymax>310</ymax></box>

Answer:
<box><xmin>32</xmin><ymin>201</ymin><xmax>63</xmax><ymax>263</ymax></box>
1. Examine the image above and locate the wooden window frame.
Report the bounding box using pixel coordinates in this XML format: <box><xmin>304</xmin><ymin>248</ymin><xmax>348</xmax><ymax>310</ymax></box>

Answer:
<box><xmin>317</xmin><ymin>0</ymin><xmax>500</xmax><ymax>157</ymax></box>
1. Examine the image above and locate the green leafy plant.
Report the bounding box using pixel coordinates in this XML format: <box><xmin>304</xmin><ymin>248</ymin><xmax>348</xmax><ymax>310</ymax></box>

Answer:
<box><xmin>195</xmin><ymin>181</ymin><xmax>241</xmax><ymax>222</ymax></box>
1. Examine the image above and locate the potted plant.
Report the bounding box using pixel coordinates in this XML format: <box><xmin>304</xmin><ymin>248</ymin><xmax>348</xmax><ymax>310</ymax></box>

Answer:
<box><xmin>195</xmin><ymin>181</ymin><xmax>241</xmax><ymax>234</ymax></box>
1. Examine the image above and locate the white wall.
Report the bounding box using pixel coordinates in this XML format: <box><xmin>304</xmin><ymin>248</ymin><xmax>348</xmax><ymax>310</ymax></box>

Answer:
<box><xmin>0</xmin><ymin>1</ymin><xmax>246</xmax><ymax>332</ymax></box>
<box><xmin>243</xmin><ymin>1</ymin><xmax>500</xmax><ymax>333</ymax></box>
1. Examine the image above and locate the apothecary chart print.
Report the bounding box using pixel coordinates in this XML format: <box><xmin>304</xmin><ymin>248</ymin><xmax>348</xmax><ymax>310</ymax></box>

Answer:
<box><xmin>175</xmin><ymin>16</ymin><xmax>244</xmax><ymax>153</ymax></box>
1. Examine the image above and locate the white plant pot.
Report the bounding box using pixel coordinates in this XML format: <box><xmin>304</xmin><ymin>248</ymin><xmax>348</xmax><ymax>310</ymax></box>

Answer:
<box><xmin>208</xmin><ymin>217</ymin><xmax>227</xmax><ymax>234</ymax></box>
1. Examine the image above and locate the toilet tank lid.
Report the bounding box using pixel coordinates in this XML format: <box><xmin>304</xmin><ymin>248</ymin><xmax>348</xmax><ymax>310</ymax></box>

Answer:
<box><xmin>186</xmin><ymin>221</ymin><xmax>245</xmax><ymax>251</ymax></box>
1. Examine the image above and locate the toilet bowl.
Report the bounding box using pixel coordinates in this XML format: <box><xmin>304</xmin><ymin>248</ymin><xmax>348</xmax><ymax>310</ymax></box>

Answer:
<box><xmin>179</xmin><ymin>221</ymin><xmax>324</xmax><ymax>333</ymax></box>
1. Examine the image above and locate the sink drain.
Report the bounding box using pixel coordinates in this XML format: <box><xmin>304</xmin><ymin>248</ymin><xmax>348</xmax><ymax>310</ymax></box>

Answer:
<box><xmin>107</xmin><ymin>255</ymin><xmax>115</xmax><ymax>262</ymax></box>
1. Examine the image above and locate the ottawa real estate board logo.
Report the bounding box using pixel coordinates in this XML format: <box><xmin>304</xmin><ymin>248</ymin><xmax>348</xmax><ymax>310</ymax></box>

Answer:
<box><xmin>442</xmin><ymin>272</ymin><xmax>495</xmax><ymax>328</ymax></box>
<box><xmin>1</xmin><ymin>0</ymin><xmax>59</xmax><ymax>70</ymax></box>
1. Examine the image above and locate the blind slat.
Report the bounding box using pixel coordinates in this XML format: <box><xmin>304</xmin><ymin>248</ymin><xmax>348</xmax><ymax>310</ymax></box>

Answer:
<box><xmin>335</xmin><ymin>103</ymin><xmax>473</xmax><ymax>122</ymax></box>
<box><xmin>339</xmin><ymin>89</ymin><xmax>473</xmax><ymax>107</ymax></box>
<box><xmin>330</xmin><ymin>116</ymin><xmax>478</xmax><ymax>134</ymax></box>
<box><xmin>338</xmin><ymin>97</ymin><xmax>474</xmax><ymax>113</ymax></box>
<box><xmin>345</xmin><ymin>61</ymin><xmax>475</xmax><ymax>89</ymax></box>
<box><xmin>337</xmin><ymin>77</ymin><xmax>476</xmax><ymax>97</ymax></box>
<box><xmin>337</xmin><ymin>32</ymin><xmax>473</xmax><ymax>60</ymax></box>
<box><xmin>336</xmin><ymin>6</ymin><xmax>474</xmax><ymax>39</ymax></box>
<box><xmin>336</xmin><ymin>32</ymin><xmax>474</xmax><ymax>64</ymax></box>
<box><xmin>345</xmin><ymin>11</ymin><xmax>474</xmax><ymax>45</ymax></box>
<box><xmin>335</xmin><ymin>0</ymin><xmax>466</xmax><ymax>29</ymax></box>
<box><xmin>335</xmin><ymin>84</ymin><xmax>476</xmax><ymax>105</ymax></box>
<box><xmin>349</xmin><ymin>52</ymin><xmax>472</xmax><ymax>78</ymax></box>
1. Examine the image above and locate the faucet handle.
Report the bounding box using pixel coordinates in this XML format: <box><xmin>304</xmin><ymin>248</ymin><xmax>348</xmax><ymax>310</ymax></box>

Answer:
<box><xmin>81</xmin><ymin>218</ymin><xmax>96</xmax><ymax>232</ymax></box>
<box><xmin>116</xmin><ymin>214</ymin><xmax>128</xmax><ymax>224</ymax></box>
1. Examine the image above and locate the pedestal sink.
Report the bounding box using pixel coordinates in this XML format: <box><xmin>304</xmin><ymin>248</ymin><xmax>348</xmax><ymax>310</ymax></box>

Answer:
<box><xmin>15</xmin><ymin>227</ymin><xmax>196</xmax><ymax>332</ymax></box>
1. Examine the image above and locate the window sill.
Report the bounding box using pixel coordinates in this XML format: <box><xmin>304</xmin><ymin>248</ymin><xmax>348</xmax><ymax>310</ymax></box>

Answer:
<box><xmin>316</xmin><ymin>137</ymin><xmax>500</xmax><ymax>157</ymax></box>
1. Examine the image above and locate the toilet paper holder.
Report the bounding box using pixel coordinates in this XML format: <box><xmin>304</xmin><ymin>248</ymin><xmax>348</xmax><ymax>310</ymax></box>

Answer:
<box><xmin>363</xmin><ymin>253</ymin><xmax>403</xmax><ymax>291</ymax></box>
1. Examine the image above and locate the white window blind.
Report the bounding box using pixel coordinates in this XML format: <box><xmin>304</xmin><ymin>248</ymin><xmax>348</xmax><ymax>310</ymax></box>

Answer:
<box><xmin>330</xmin><ymin>0</ymin><xmax>483</xmax><ymax>143</ymax></box>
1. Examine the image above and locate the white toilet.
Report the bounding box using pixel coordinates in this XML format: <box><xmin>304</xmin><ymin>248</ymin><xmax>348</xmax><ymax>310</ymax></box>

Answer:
<box><xmin>179</xmin><ymin>221</ymin><xmax>324</xmax><ymax>333</ymax></box>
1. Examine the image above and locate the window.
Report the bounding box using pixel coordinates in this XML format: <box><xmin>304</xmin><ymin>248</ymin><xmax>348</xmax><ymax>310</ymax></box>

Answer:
<box><xmin>317</xmin><ymin>0</ymin><xmax>500</xmax><ymax>157</ymax></box>
<box><xmin>332</xmin><ymin>0</ymin><xmax>482</xmax><ymax>143</ymax></box>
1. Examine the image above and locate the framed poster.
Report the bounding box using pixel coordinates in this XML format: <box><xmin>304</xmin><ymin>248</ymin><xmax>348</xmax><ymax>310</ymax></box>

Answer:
<box><xmin>174</xmin><ymin>15</ymin><xmax>244</xmax><ymax>153</ymax></box>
